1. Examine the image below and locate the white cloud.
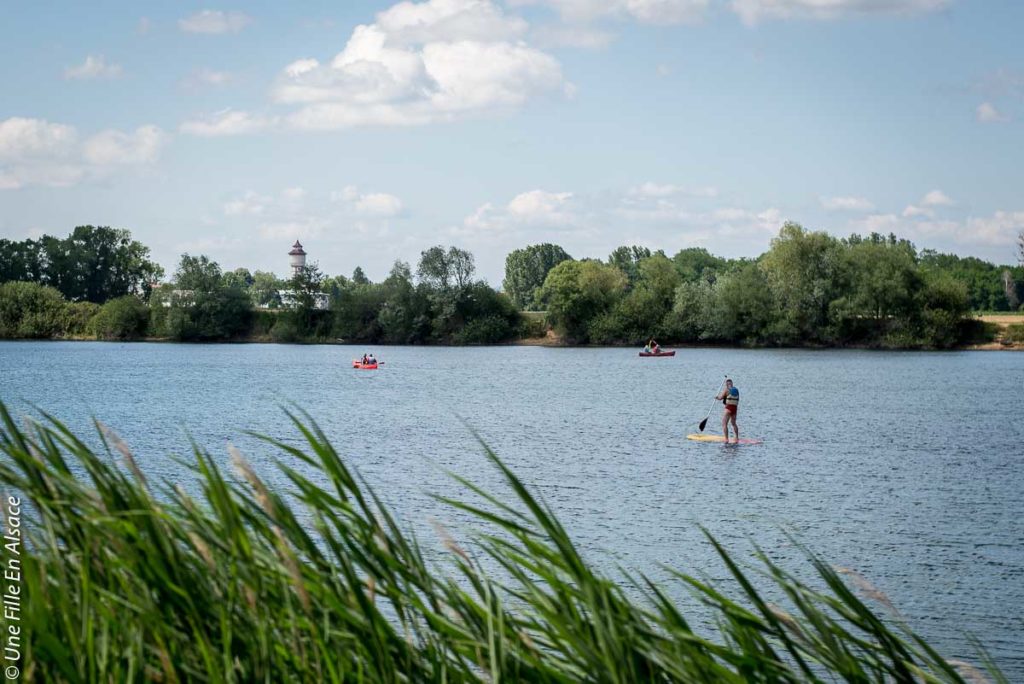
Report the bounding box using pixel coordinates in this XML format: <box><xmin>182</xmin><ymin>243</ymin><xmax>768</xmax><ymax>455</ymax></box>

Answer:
<box><xmin>629</xmin><ymin>182</ymin><xmax>718</xmax><ymax>198</ymax></box>
<box><xmin>259</xmin><ymin>218</ymin><xmax>327</xmax><ymax>241</ymax></box>
<box><xmin>332</xmin><ymin>185</ymin><xmax>405</xmax><ymax>217</ymax></box>
<box><xmin>81</xmin><ymin>126</ymin><xmax>165</xmax><ymax>165</ymax></box>
<box><xmin>137</xmin><ymin>17</ymin><xmax>152</xmax><ymax>35</ymax></box>
<box><xmin>178</xmin><ymin>10</ymin><xmax>253</xmax><ymax>34</ymax></box>
<box><xmin>962</xmin><ymin>211</ymin><xmax>1024</xmax><ymax>246</ymax></box>
<box><xmin>64</xmin><ymin>55</ymin><xmax>123</xmax><ymax>80</ymax></box>
<box><xmin>921</xmin><ymin>189</ymin><xmax>953</xmax><ymax>206</ymax></box>
<box><xmin>901</xmin><ymin>204</ymin><xmax>932</xmax><ymax>218</ymax></box>
<box><xmin>224</xmin><ymin>191</ymin><xmax>273</xmax><ymax>216</ymax></box>
<box><xmin>272</xmin><ymin>0</ymin><xmax>566</xmax><ymax>131</ymax></box>
<box><xmin>375</xmin><ymin>0</ymin><xmax>528</xmax><ymax>44</ymax></box>
<box><xmin>848</xmin><ymin>209</ymin><xmax>1024</xmax><ymax>251</ymax></box>
<box><xmin>182</xmin><ymin>68</ymin><xmax>233</xmax><ymax>90</ymax></box>
<box><xmin>821</xmin><ymin>195</ymin><xmax>874</xmax><ymax>212</ymax></box>
<box><xmin>531</xmin><ymin>24</ymin><xmax>615</xmax><ymax>48</ymax></box>
<box><xmin>976</xmin><ymin>102</ymin><xmax>1009</xmax><ymax>123</ymax></box>
<box><xmin>180</xmin><ymin>109</ymin><xmax>275</xmax><ymax>136</ymax></box>
<box><xmin>281</xmin><ymin>187</ymin><xmax>306</xmax><ymax>202</ymax></box>
<box><xmin>511</xmin><ymin>0</ymin><xmax>708</xmax><ymax>25</ymax></box>
<box><xmin>0</xmin><ymin>117</ymin><xmax>164</xmax><ymax>189</ymax></box>
<box><xmin>0</xmin><ymin>118</ymin><xmax>77</xmax><ymax>161</ymax></box>
<box><xmin>730</xmin><ymin>0</ymin><xmax>950</xmax><ymax>25</ymax></box>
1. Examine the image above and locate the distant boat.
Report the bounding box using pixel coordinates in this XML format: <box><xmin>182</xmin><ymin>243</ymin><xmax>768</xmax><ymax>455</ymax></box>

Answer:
<box><xmin>352</xmin><ymin>360</ymin><xmax>379</xmax><ymax>370</ymax></box>
<box><xmin>639</xmin><ymin>350</ymin><xmax>675</xmax><ymax>357</ymax></box>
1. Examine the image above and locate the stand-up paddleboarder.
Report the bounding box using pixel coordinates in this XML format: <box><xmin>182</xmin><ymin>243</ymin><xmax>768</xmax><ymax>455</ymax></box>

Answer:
<box><xmin>716</xmin><ymin>378</ymin><xmax>739</xmax><ymax>443</ymax></box>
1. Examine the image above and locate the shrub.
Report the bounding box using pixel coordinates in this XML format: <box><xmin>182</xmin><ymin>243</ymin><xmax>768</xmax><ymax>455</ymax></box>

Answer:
<box><xmin>0</xmin><ymin>281</ymin><xmax>68</xmax><ymax>339</ymax></box>
<box><xmin>1004</xmin><ymin>323</ymin><xmax>1024</xmax><ymax>344</ymax></box>
<box><xmin>88</xmin><ymin>295</ymin><xmax>149</xmax><ymax>340</ymax></box>
<box><xmin>60</xmin><ymin>301</ymin><xmax>101</xmax><ymax>337</ymax></box>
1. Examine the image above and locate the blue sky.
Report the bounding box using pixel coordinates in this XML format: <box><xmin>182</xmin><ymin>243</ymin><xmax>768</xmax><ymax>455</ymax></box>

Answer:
<box><xmin>1</xmin><ymin>0</ymin><xmax>1022</xmax><ymax>283</ymax></box>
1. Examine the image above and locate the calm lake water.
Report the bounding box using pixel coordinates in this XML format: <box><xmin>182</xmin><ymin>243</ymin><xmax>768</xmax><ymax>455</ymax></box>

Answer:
<box><xmin>1</xmin><ymin>341</ymin><xmax>1022</xmax><ymax>674</ymax></box>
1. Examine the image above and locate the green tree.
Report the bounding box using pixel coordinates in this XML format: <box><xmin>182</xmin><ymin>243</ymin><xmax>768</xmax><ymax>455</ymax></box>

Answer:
<box><xmin>590</xmin><ymin>254</ymin><xmax>681</xmax><ymax>343</ymax></box>
<box><xmin>847</xmin><ymin>236</ymin><xmax>919</xmax><ymax>319</ymax></box>
<box><xmin>704</xmin><ymin>262</ymin><xmax>775</xmax><ymax>344</ymax></box>
<box><xmin>88</xmin><ymin>296</ymin><xmax>149</xmax><ymax>340</ymax></box>
<box><xmin>0</xmin><ymin>282</ymin><xmax>69</xmax><ymax>339</ymax></box>
<box><xmin>377</xmin><ymin>261</ymin><xmax>431</xmax><ymax>344</ymax></box>
<box><xmin>40</xmin><ymin>226</ymin><xmax>163</xmax><ymax>303</ymax></box>
<box><xmin>252</xmin><ymin>271</ymin><xmax>284</xmax><ymax>308</ymax></box>
<box><xmin>149</xmin><ymin>255</ymin><xmax>250</xmax><ymax>340</ymax></box>
<box><xmin>664</xmin><ymin>281</ymin><xmax>715</xmax><ymax>341</ymax></box>
<box><xmin>539</xmin><ymin>260</ymin><xmax>627</xmax><ymax>342</ymax></box>
<box><xmin>222</xmin><ymin>267</ymin><xmax>254</xmax><ymax>291</ymax></box>
<box><xmin>671</xmin><ymin>247</ymin><xmax>728</xmax><ymax>284</ymax></box>
<box><xmin>0</xmin><ymin>239</ymin><xmax>45</xmax><ymax>283</ymax></box>
<box><xmin>607</xmin><ymin>245</ymin><xmax>653</xmax><ymax>283</ymax></box>
<box><xmin>285</xmin><ymin>264</ymin><xmax>327</xmax><ymax>337</ymax></box>
<box><xmin>417</xmin><ymin>246</ymin><xmax>475</xmax><ymax>291</ymax></box>
<box><xmin>760</xmin><ymin>223</ymin><xmax>844</xmax><ymax>344</ymax></box>
<box><xmin>919</xmin><ymin>250</ymin><xmax>1020</xmax><ymax>311</ymax></box>
<box><xmin>351</xmin><ymin>267</ymin><xmax>371</xmax><ymax>285</ymax></box>
<box><xmin>502</xmin><ymin>244</ymin><xmax>572</xmax><ymax>309</ymax></box>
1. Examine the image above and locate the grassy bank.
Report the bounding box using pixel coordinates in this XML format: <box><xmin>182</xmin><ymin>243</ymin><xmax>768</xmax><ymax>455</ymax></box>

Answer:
<box><xmin>0</xmin><ymin>405</ymin><xmax>1005</xmax><ymax>681</ymax></box>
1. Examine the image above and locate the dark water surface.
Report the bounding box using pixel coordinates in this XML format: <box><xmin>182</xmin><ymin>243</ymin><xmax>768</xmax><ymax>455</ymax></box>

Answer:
<box><xmin>2</xmin><ymin>341</ymin><xmax>1022</xmax><ymax>674</ymax></box>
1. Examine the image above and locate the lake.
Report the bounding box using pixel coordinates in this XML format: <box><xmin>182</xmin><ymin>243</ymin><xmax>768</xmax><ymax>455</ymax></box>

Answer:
<box><xmin>1</xmin><ymin>341</ymin><xmax>1022</xmax><ymax>675</ymax></box>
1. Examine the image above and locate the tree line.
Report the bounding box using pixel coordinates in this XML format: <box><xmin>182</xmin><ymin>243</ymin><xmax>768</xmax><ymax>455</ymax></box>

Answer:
<box><xmin>504</xmin><ymin>225</ymin><xmax>1022</xmax><ymax>348</ymax></box>
<box><xmin>1</xmin><ymin>224</ymin><xmax>1022</xmax><ymax>347</ymax></box>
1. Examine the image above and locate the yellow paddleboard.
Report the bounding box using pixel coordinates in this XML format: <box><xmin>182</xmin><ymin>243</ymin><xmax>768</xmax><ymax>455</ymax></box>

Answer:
<box><xmin>686</xmin><ymin>434</ymin><xmax>763</xmax><ymax>445</ymax></box>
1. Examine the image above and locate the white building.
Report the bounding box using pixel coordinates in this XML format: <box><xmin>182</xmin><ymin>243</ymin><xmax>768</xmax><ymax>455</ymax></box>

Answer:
<box><xmin>289</xmin><ymin>240</ymin><xmax>307</xmax><ymax>276</ymax></box>
<box><xmin>255</xmin><ymin>240</ymin><xmax>329</xmax><ymax>310</ymax></box>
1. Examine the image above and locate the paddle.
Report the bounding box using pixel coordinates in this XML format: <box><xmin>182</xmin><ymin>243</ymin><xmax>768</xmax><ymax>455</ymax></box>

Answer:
<box><xmin>698</xmin><ymin>376</ymin><xmax>727</xmax><ymax>432</ymax></box>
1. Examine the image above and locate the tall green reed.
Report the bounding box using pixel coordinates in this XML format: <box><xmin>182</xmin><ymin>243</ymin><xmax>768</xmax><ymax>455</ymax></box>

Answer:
<box><xmin>0</xmin><ymin>403</ymin><xmax>1005</xmax><ymax>683</ymax></box>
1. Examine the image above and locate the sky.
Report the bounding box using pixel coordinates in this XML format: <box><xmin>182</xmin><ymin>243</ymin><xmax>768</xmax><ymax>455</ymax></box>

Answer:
<box><xmin>1</xmin><ymin>0</ymin><xmax>1022</xmax><ymax>284</ymax></box>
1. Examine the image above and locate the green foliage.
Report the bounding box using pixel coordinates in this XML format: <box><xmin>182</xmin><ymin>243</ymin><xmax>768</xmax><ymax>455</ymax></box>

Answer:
<box><xmin>915</xmin><ymin>272</ymin><xmax>971</xmax><ymax>348</ymax></box>
<box><xmin>664</xmin><ymin>280</ymin><xmax>716</xmax><ymax>341</ymax></box>
<box><xmin>502</xmin><ymin>243</ymin><xmax>571</xmax><ymax>309</ymax></box>
<box><xmin>607</xmin><ymin>244</ymin><xmax>653</xmax><ymax>283</ymax></box>
<box><xmin>148</xmin><ymin>255</ymin><xmax>251</xmax><ymax>341</ymax></box>
<box><xmin>351</xmin><ymin>266</ymin><xmax>370</xmax><ymax>285</ymax></box>
<box><xmin>1004</xmin><ymin>323</ymin><xmax>1024</xmax><ymax>344</ymax></box>
<box><xmin>672</xmin><ymin>247</ymin><xmax>729</xmax><ymax>283</ymax></box>
<box><xmin>760</xmin><ymin>223</ymin><xmax>844</xmax><ymax>344</ymax></box>
<box><xmin>705</xmin><ymin>262</ymin><xmax>776</xmax><ymax>344</ymax></box>
<box><xmin>61</xmin><ymin>301</ymin><xmax>100</xmax><ymax>337</ymax></box>
<box><xmin>589</xmin><ymin>254</ymin><xmax>681</xmax><ymax>344</ymax></box>
<box><xmin>0</xmin><ymin>281</ymin><xmax>71</xmax><ymax>338</ymax></box>
<box><xmin>252</xmin><ymin>270</ymin><xmax>285</xmax><ymax>308</ymax></box>
<box><xmin>0</xmin><ymin>226</ymin><xmax>162</xmax><ymax>303</ymax></box>
<box><xmin>540</xmin><ymin>259</ymin><xmax>628</xmax><ymax>342</ymax></box>
<box><xmin>88</xmin><ymin>295</ymin><xmax>149</xmax><ymax>340</ymax></box>
<box><xmin>417</xmin><ymin>245</ymin><xmax>475</xmax><ymax>291</ymax></box>
<box><xmin>284</xmin><ymin>263</ymin><xmax>327</xmax><ymax>335</ymax></box>
<box><xmin>919</xmin><ymin>250</ymin><xmax>1023</xmax><ymax>311</ymax></box>
<box><xmin>0</xmin><ymin>406</ymin><xmax>1003</xmax><ymax>682</ymax></box>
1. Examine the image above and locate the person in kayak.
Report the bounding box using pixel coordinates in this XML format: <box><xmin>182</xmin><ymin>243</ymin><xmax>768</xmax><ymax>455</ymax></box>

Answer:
<box><xmin>645</xmin><ymin>339</ymin><xmax>660</xmax><ymax>354</ymax></box>
<box><xmin>716</xmin><ymin>379</ymin><xmax>739</xmax><ymax>443</ymax></box>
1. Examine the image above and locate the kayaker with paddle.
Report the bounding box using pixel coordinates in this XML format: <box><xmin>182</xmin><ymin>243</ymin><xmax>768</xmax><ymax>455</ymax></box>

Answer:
<box><xmin>716</xmin><ymin>378</ymin><xmax>739</xmax><ymax>443</ymax></box>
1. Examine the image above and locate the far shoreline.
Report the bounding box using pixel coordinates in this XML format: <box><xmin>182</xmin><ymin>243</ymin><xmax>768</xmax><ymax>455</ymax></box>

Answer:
<box><xmin>2</xmin><ymin>336</ymin><xmax>1021</xmax><ymax>351</ymax></box>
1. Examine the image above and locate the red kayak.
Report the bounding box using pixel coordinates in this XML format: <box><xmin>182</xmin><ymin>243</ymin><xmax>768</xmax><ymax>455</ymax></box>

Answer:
<box><xmin>639</xmin><ymin>350</ymin><xmax>675</xmax><ymax>357</ymax></box>
<box><xmin>352</xmin><ymin>360</ymin><xmax>378</xmax><ymax>369</ymax></box>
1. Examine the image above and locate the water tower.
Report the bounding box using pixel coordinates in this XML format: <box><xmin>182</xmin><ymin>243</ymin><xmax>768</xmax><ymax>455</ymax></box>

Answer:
<box><xmin>288</xmin><ymin>240</ymin><xmax>307</xmax><ymax>276</ymax></box>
